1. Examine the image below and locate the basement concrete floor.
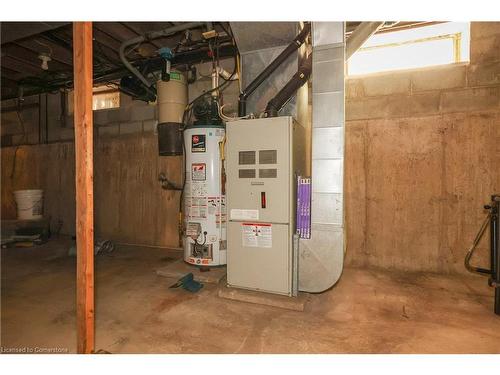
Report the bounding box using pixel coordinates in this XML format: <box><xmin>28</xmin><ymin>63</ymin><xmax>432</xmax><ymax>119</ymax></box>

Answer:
<box><xmin>2</xmin><ymin>236</ymin><xmax>499</xmax><ymax>354</ymax></box>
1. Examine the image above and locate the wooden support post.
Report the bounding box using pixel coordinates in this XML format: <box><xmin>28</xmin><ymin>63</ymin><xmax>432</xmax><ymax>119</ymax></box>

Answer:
<box><xmin>73</xmin><ymin>21</ymin><xmax>94</xmax><ymax>354</ymax></box>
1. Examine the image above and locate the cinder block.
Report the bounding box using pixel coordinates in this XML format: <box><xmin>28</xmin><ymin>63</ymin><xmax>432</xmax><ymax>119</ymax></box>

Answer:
<box><xmin>346</xmin><ymin>79</ymin><xmax>365</xmax><ymax>98</ymax></box>
<box><xmin>467</xmin><ymin>61</ymin><xmax>500</xmax><ymax>86</ymax></box>
<box><xmin>118</xmin><ymin>107</ymin><xmax>132</xmax><ymax>122</ymax></box>
<box><xmin>98</xmin><ymin>124</ymin><xmax>120</xmax><ymax>137</ymax></box>
<box><xmin>143</xmin><ymin>119</ymin><xmax>158</xmax><ymax>133</ymax></box>
<box><xmin>130</xmin><ymin>104</ymin><xmax>156</xmax><ymax>122</ymax></box>
<box><xmin>119</xmin><ymin>121</ymin><xmax>142</xmax><ymax>135</ymax></box>
<box><xmin>408</xmin><ymin>92</ymin><xmax>441</xmax><ymax>116</ymax></box>
<box><xmin>119</xmin><ymin>92</ymin><xmax>134</xmax><ymax>107</ymax></box>
<box><xmin>471</xmin><ymin>22</ymin><xmax>500</xmax><ymax>40</ymax></box>
<box><xmin>440</xmin><ymin>86</ymin><xmax>500</xmax><ymax>113</ymax></box>
<box><xmin>384</xmin><ymin>96</ymin><xmax>413</xmax><ymax>118</ymax></box>
<box><xmin>346</xmin><ymin>96</ymin><xmax>389</xmax><ymax>121</ymax></box>
<box><xmin>93</xmin><ymin>109</ymin><xmax>108</xmax><ymax>125</ymax></box>
<box><xmin>120</xmin><ymin>92</ymin><xmax>149</xmax><ymax>108</ymax></box>
<box><xmin>106</xmin><ymin>108</ymin><xmax>122</xmax><ymax>123</ymax></box>
<box><xmin>470</xmin><ymin>35</ymin><xmax>500</xmax><ymax>63</ymax></box>
<box><xmin>346</xmin><ymin>92</ymin><xmax>441</xmax><ymax>121</ymax></box>
<box><xmin>350</xmin><ymin>71</ymin><xmax>411</xmax><ymax>97</ymax></box>
<box><xmin>411</xmin><ymin>64</ymin><xmax>466</xmax><ymax>92</ymax></box>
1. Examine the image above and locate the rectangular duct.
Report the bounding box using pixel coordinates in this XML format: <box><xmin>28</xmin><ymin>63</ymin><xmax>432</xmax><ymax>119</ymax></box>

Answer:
<box><xmin>298</xmin><ymin>22</ymin><xmax>345</xmax><ymax>292</ymax></box>
<box><xmin>230</xmin><ymin>22</ymin><xmax>303</xmax><ymax>117</ymax></box>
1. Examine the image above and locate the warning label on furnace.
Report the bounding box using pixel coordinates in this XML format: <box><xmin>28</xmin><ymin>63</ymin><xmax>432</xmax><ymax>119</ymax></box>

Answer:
<box><xmin>241</xmin><ymin>223</ymin><xmax>272</xmax><ymax>248</ymax></box>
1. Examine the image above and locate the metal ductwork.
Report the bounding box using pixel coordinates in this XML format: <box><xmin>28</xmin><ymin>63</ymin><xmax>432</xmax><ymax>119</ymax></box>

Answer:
<box><xmin>230</xmin><ymin>22</ymin><xmax>307</xmax><ymax>118</ymax></box>
<box><xmin>265</xmin><ymin>53</ymin><xmax>312</xmax><ymax>117</ymax></box>
<box><xmin>236</xmin><ymin>23</ymin><xmax>311</xmax><ymax>117</ymax></box>
<box><xmin>299</xmin><ymin>22</ymin><xmax>345</xmax><ymax>293</ymax></box>
<box><xmin>346</xmin><ymin>21</ymin><xmax>385</xmax><ymax>60</ymax></box>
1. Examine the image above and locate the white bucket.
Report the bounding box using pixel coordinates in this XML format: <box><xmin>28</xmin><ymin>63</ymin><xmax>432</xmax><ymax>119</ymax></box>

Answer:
<box><xmin>14</xmin><ymin>189</ymin><xmax>44</xmax><ymax>220</ymax></box>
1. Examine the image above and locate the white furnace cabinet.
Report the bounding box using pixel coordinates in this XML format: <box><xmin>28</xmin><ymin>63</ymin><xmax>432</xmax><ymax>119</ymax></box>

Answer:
<box><xmin>226</xmin><ymin>117</ymin><xmax>306</xmax><ymax>296</ymax></box>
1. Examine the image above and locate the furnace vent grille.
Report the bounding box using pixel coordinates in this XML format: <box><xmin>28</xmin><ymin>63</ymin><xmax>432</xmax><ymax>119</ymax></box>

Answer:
<box><xmin>259</xmin><ymin>168</ymin><xmax>277</xmax><ymax>178</ymax></box>
<box><xmin>259</xmin><ymin>150</ymin><xmax>277</xmax><ymax>164</ymax></box>
<box><xmin>239</xmin><ymin>169</ymin><xmax>256</xmax><ymax>178</ymax></box>
<box><xmin>239</xmin><ymin>151</ymin><xmax>256</xmax><ymax>165</ymax></box>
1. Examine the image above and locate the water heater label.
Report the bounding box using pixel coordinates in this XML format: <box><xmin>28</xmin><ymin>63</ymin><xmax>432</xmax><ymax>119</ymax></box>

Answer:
<box><xmin>191</xmin><ymin>163</ymin><xmax>206</xmax><ymax>181</ymax></box>
<box><xmin>230</xmin><ymin>209</ymin><xmax>259</xmax><ymax>221</ymax></box>
<box><xmin>241</xmin><ymin>223</ymin><xmax>272</xmax><ymax>248</ymax></box>
<box><xmin>185</xmin><ymin>196</ymin><xmax>207</xmax><ymax>219</ymax></box>
<box><xmin>191</xmin><ymin>134</ymin><xmax>206</xmax><ymax>152</ymax></box>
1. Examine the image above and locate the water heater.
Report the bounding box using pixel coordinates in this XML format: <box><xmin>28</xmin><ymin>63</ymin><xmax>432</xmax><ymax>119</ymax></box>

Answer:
<box><xmin>182</xmin><ymin>121</ymin><xmax>227</xmax><ymax>266</ymax></box>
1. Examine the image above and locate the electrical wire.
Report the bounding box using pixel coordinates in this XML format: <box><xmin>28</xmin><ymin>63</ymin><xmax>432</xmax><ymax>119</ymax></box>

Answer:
<box><xmin>217</xmin><ymin>102</ymin><xmax>248</xmax><ymax>122</ymax></box>
<box><xmin>218</xmin><ymin>22</ymin><xmax>242</xmax><ymax>93</ymax></box>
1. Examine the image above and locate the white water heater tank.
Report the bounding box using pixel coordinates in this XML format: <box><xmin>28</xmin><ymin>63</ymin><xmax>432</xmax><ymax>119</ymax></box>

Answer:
<box><xmin>183</xmin><ymin>124</ymin><xmax>227</xmax><ymax>266</ymax></box>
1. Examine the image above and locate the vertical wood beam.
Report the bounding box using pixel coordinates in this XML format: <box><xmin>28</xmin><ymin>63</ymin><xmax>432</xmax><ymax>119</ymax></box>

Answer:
<box><xmin>73</xmin><ymin>21</ymin><xmax>94</xmax><ymax>354</ymax></box>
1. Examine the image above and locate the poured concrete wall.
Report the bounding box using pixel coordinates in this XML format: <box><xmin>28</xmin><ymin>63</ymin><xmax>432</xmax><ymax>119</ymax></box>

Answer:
<box><xmin>344</xmin><ymin>22</ymin><xmax>500</xmax><ymax>274</ymax></box>
<box><xmin>1</xmin><ymin>23</ymin><xmax>499</xmax><ymax>270</ymax></box>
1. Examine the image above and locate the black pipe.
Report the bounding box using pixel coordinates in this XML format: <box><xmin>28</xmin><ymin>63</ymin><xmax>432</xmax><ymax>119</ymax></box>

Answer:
<box><xmin>491</xmin><ymin>195</ymin><xmax>500</xmax><ymax>315</ymax></box>
<box><xmin>238</xmin><ymin>22</ymin><xmax>311</xmax><ymax>117</ymax></box>
<box><xmin>265</xmin><ymin>54</ymin><xmax>312</xmax><ymax>117</ymax></box>
<box><xmin>2</xmin><ymin>44</ymin><xmax>237</xmax><ymax>101</ymax></box>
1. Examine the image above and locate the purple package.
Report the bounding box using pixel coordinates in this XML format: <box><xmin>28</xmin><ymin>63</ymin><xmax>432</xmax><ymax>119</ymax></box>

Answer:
<box><xmin>304</xmin><ymin>178</ymin><xmax>311</xmax><ymax>239</ymax></box>
<box><xmin>296</xmin><ymin>176</ymin><xmax>312</xmax><ymax>239</ymax></box>
<box><xmin>296</xmin><ymin>176</ymin><xmax>303</xmax><ymax>237</ymax></box>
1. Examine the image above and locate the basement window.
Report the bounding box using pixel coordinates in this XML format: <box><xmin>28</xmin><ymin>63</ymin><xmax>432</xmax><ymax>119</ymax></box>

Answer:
<box><xmin>348</xmin><ymin>22</ymin><xmax>470</xmax><ymax>76</ymax></box>
<box><xmin>66</xmin><ymin>86</ymin><xmax>120</xmax><ymax>114</ymax></box>
<box><xmin>92</xmin><ymin>85</ymin><xmax>120</xmax><ymax>111</ymax></box>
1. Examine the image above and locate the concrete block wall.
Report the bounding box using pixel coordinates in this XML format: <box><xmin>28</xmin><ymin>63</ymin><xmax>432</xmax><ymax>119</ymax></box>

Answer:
<box><xmin>1</xmin><ymin>58</ymin><xmax>240</xmax><ymax>146</ymax></box>
<box><xmin>0</xmin><ymin>58</ymin><xmax>239</xmax><ymax>247</ymax></box>
<box><xmin>344</xmin><ymin>22</ymin><xmax>500</xmax><ymax>274</ymax></box>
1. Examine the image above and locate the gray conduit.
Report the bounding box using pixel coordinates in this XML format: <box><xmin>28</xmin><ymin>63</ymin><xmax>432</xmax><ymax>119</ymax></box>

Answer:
<box><xmin>119</xmin><ymin>22</ymin><xmax>205</xmax><ymax>89</ymax></box>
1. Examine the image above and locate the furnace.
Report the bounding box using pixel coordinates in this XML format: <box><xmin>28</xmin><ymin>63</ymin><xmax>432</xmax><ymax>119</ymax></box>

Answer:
<box><xmin>226</xmin><ymin>116</ymin><xmax>306</xmax><ymax>296</ymax></box>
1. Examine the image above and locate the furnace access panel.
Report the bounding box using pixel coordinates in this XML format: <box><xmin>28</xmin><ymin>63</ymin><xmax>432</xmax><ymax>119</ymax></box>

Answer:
<box><xmin>226</xmin><ymin>117</ymin><xmax>306</xmax><ymax>296</ymax></box>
